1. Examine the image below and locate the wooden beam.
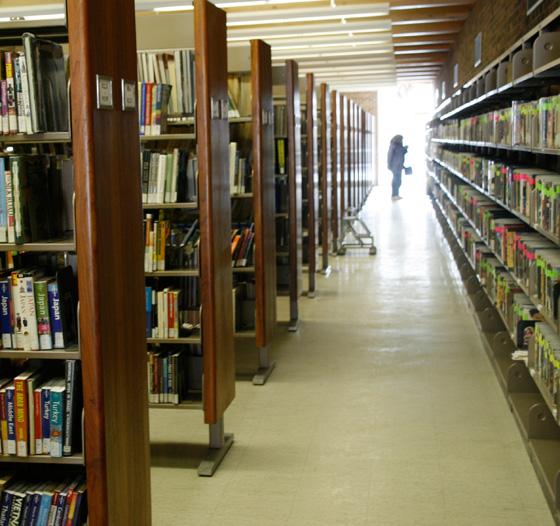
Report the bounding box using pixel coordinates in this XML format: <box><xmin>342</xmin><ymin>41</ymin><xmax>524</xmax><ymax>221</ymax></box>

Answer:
<box><xmin>391</xmin><ymin>5</ymin><xmax>470</xmax><ymax>25</ymax></box>
<box><xmin>392</xmin><ymin>21</ymin><xmax>463</xmax><ymax>36</ymax></box>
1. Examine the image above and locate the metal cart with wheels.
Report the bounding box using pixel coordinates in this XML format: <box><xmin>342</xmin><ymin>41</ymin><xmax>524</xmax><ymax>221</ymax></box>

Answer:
<box><xmin>338</xmin><ymin>207</ymin><xmax>377</xmax><ymax>256</ymax></box>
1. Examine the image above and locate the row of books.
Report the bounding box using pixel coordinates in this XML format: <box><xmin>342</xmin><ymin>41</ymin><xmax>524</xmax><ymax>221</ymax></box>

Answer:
<box><xmin>140</xmin><ymin>149</ymin><xmax>197</xmax><ymax>204</ymax></box>
<box><xmin>144</xmin><ymin>215</ymin><xmax>199</xmax><ymax>272</ymax></box>
<box><xmin>0</xmin><ymin>34</ymin><xmax>68</xmax><ymax>136</ymax></box>
<box><xmin>431</xmin><ymin>94</ymin><xmax>560</xmax><ymax>150</ymax></box>
<box><xmin>433</xmin><ymin>184</ymin><xmax>560</xmax><ymax>412</ymax></box>
<box><xmin>0</xmin><ymin>472</ymin><xmax>86</xmax><ymax>526</ymax></box>
<box><xmin>227</xmin><ymin>74</ymin><xmax>251</xmax><ymax>119</ymax></box>
<box><xmin>533</xmin><ymin>323</ymin><xmax>560</xmax><ymax>407</ymax></box>
<box><xmin>231</xmin><ymin>224</ymin><xmax>254</xmax><ymax>268</ymax></box>
<box><xmin>145</xmin><ymin>282</ymin><xmax>200</xmax><ymax>339</ymax></box>
<box><xmin>275</xmin><ymin>138</ymin><xmax>287</xmax><ymax>176</ymax></box>
<box><xmin>434</xmin><ymin>168</ymin><xmax>560</xmax><ymax>335</ymax></box>
<box><xmin>138</xmin><ymin>82</ymin><xmax>171</xmax><ymax>136</ymax></box>
<box><xmin>435</xmin><ymin>148</ymin><xmax>560</xmax><ymax>240</ymax></box>
<box><xmin>229</xmin><ymin>143</ymin><xmax>251</xmax><ymax>195</ymax></box>
<box><xmin>0</xmin><ymin>155</ymin><xmax>73</xmax><ymax>245</ymax></box>
<box><xmin>0</xmin><ymin>266</ymin><xmax>76</xmax><ymax>352</ymax></box>
<box><xmin>0</xmin><ymin>361</ymin><xmax>82</xmax><ymax>458</ymax></box>
<box><xmin>274</xmin><ymin>105</ymin><xmax>287</xmax><ymax>137</ymax></box>
<box><xmin>137</xmin><ymin>50</ymin><xmax>195</xmax><ymax>117</ymax></box>
<box><xmin>148</xmin><ymin>350</ymin><xmax>190</xmax><ymax>404</ymax></box>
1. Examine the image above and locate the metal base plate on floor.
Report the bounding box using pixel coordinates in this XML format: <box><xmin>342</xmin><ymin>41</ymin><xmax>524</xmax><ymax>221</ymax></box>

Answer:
<box><xmin>321</xmin><ymin>266</ymin><xmax>332</xmax><ymax>276</ymax></box>
<box><xmin>288</xmin><ymin>319</ymin><xmax>299</xmax><ymax>332</ymax></box>
<box><xmin>307</xmin><ymin>290</ymin><xmax>316</xmax><ymax>299</ymax></box>
<box><xmin>197</xmin><ymin>433</ymin><xmax>234</xmax><ymax>477</ymax></box>
<box><xmin>253</xmin><ymin>360</ymin><xmax>276</xmax><ymax>386</ymax></box>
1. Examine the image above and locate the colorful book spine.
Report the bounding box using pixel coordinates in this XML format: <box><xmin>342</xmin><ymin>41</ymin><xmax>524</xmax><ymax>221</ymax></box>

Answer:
<box><xmin>18</xmin><ymin>54</ymin><xmax>32</xmax><ymax>134</ymax></box>
<box><xmin>0</xmin><ymin>159</ymin><xmax>7</xmax><ymax>243</ymax></box>
<box><xmin>4</xmin><ymin>167</ymin><xmax>14</xmax><ymax>244</ymax></box>
<box><xmin>0</xmin><ymin>280</ymin><xmax>12</xmax><ymax>349</ymax></box>
<box><xmin>35</xmin><ymin>280</ymin><xmax>53</xmax><ymax>350</ymax></box>
<box><xmin>19</xmin><ymin>275</ymin><xmax>39</xmax><ymax>351</ymax></box>
<box><xmin>33</xmin><ymin>387</ymin><xmax>42</xmax><ymax>455</ymax></box>
<box><xmin>1</xmin><ymin>80</ymin><xmax>8</xmax><ymax>135</ymax></box>
<box><xmin>47</xmin><ymin>281</ymin><xmax>64</xmax><ymax>349</ymax></box>
<box><xmin>145</xmin><ymin>287</ymin><xmax>152</xmax><ymax>338</ymax></box>
<box><xmin>14</xmin><ymin>374</ymin><xmax>29</xmax><ymax>456</ymax></box>
<box><xmin>13</xmin><ymin>55</ymin><xmax>25</xmax><ymax>134</ymax></box>
<box><xmin>4</xmin><ymin>52</ymin><xmax>17</xmax><ymax>133</ymax></box>
<box><xmin>49</xmin><ymin>386</ymin><xmax>65</xmax><ymax>458</ymax></box>
<box><xmin>5</xmin><ymin>385</ymin><xmax>15</xmax><ymax>455</ymax></box>
<box><xmin>0</xmin><ymin>389</ymin><xmax>8</xmax><ymax>453</ymax></box>
<box><xmin>63</xmin><ymin>360</ymin><xmax>80</xmax><ymax>456</ymax></box>
<box><xmin>41</xmin><ymin>384</ymin><xmax>51</xmax><ymax>454</ymax></box>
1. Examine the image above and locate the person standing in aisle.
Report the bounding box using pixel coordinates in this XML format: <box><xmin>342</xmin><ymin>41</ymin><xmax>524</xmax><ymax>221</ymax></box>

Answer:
<box><xmin>387</xmin><ymin>134</ymin><xmax>408</xmax><ymax>200</ymax></box>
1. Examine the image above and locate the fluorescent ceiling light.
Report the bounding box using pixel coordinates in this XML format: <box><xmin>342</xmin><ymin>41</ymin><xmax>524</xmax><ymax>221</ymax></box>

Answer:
<box><xmin>227</xmin><ymin>3</ymin><xmax>390</xmax><ymax>27</ymax></box>
<box><xmin>272</xmin><ymin>47</ymin><xmax>393</xmax><ymax>60</ymax></box>
<box><xmin>269</xmin><ymin>38</ymin><xmax>392</xmax><ymax>52</ymax></box>
<box><xmin>300</xmin><ymin>64</ymin><xmax>396</xmax><ymax>74</ymax></box>
<box><xmin>228</xmin><ymin>33</ymin><xmax>391</xmax><ymax>48</ymax></box>
<box><xmin>227</xmin><ymin>20</ymin><xmax>391</xmax><ymax>41</ymax></box>
<box><xmin>313</xmin><ymin>70</ymin><xmax>395</xmax><ymax>78</ymax></box>
<box><xmin>218</xmin><ymin>0</ymin><xmax>323</xmax><ymax>5</ymax></box>
<box><xmin>0</xmin><ymin>4</ymin><xmax>65</xmax><ymax>22</ymax></box>
<box><xmin>153</xmin><ymin>4</ymin><xmax>193</xmax><ymax>11</ymax></box>
<box><xmin>273</xmin><ymin>56</ymin><xmax>395</xmax><ymax>67</ymax></box>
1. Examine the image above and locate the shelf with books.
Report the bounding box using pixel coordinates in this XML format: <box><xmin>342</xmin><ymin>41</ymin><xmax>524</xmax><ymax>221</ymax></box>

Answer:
<box><xmin>140</xmin><ymin>133</ymin><xmax>196</xmax><ymax>142</ymax></box>
<box><xmin>430</xmin><ymin>183</ymin><xmax>560</xmax><ymax>521</ymax></box>
<box><xmin>330</xmin><ymin>90</ymin><xmax>340</xmax><ymax>252</ymax></box>
<box><xmin>229</xmin><ymin>40</ymin><xmax>277</xmax><ymax>385</ymax></box>
<box><xmin>142</xmin><ymin>202</ymin><xmax>197</xmax><ymax>210</ymax></box>
<box><xmin>231</xmin><ymin>192</ymin><xmax>253</xmax><ymax>199</ymax></box>
<box><xmin>138</xmin><ymin>0</ymin><xmax>236</xmax><ymax>477</ymax></box>
<box><xmin>146</xmin><ymin>269</ymin><xmax>199</xmax><ymax>277</ymax></box>
<box><xmin>273</xmin><ymin>60</ymin><xmax>302</xmax><ymax>333</ymax></box>
<box><xmin>0</xmin><ymin>132</ymin><xmax>71</xmax><ymax>144</ymax></box>
<box><xmin>0</xmin><ymin>239</ymin><xmax>76</xmax><ymax>252</ymax></box>
<box><xmin>0</xmin><ymin>348</ymin><xmax>80</xmax><ymax>360</ymax></box>
<box><xmin>0</xmin><ymin>454</ymin><xmax>85</xmax><ymax>465</ymax></box>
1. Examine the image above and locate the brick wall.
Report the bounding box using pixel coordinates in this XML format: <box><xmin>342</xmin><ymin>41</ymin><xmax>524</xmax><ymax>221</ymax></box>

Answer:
<box><xmin>438</xmin><ymin>0</ymin><xmax>560</xmax><ymax>94</ymax></box>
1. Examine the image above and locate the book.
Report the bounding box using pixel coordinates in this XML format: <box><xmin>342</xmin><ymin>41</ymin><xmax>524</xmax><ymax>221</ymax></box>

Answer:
<box><xmin>49</xmin><ymin>384</ymin><xmax>65</xmax><ymax>458</ymax></box>
<box><xmin>63</xmin><ymin>360</ymin><xmax>82</xmax><ymax>457</ymax></box>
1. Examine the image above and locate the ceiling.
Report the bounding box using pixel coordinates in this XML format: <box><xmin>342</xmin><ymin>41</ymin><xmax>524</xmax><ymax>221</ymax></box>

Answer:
<box><xmin>0</xmin><ymin>0</ymin><xmax>477</xmax><ymax>90</ymax></box>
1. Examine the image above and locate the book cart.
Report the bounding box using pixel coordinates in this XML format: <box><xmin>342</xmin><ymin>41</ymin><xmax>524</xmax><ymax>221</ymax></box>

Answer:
<box><xmin>301</xmin><ymin>73</ymin><xmax>319</xmax><ymax>298</ymax></box>
<box><xmin>318</xmin><ymin>82</ymin><xmax>332</xmax><ymax>274</ymax></box>
<box><xmin>427</xmin><ymin>6</ymin><xmax>560</xmax><ymax>522</ymax></box>
<box><xmin>139</xmin><ymin>0</ymin><xmax>235</xmax><ymax>476</ymax></box>
<box><xmin>228</xmin><ymin>40</ymin><xmax>277</xmax><ymax>385</ymax></box>
<box><xmin>273</xmin><ymin>60</ymin><xmax>302</xmax><ymax>332</ymax></box>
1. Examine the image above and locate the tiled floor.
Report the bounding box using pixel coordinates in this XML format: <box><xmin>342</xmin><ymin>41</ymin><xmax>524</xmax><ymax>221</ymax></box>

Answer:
<box><xmin>150</xmin><ymin>183</ymin><xmax>553</xmax><ymax>525</ymax></box>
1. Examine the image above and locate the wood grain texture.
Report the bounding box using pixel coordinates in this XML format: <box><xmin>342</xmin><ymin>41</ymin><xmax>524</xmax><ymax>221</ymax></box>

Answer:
<box><xmin>339</xmin><ymin>94</ymin><xmax>346</xmax><ymax>222</ymax></box>
<box><xmin>346</xmin><ymin>98</ymin><xmax>352</xmax><ymax>211</ymax></box>
<box><xmin>195</xmin><ymin>0</ymin><xmax>235</xmax><ymax>424</ymax></box>
<box><xmin>286</xmin><ymin>60</ymin><xmax>303</xmax><ymax>323</ymax></box>
<box><xmin>67</xmin><ymin>0</ymin><xmax>151</xmax><ymax>523</ymax></box>
<box><xmin>305</xmin><ymin>73</ymin><xmax>317</xmax><ymax>294</ymax></box>
<box><xmin>319</xmin><ymin>83</ymin><xmax>331</xmax><ymax>270</ymax></box>
<box><xmin>330</xmin><ymin>90</ymin><xmax>339</xmax><ymax>250</ymax></box>
<box><xmin>251</xmin><ymin>40</ymin><xmax>276</xmax><ymax>349</ymax></box>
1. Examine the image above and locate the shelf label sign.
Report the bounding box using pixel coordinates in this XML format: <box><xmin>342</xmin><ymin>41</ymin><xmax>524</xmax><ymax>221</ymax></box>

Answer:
<box><xmin>96</xmin><ymin>75</ymin><xmax>113</xmax><ymax>110</ymax></box>
<box><xmin>121</xmin><ymin>80</ymin><xmax>136</xmax><ymax>111</ymax></box>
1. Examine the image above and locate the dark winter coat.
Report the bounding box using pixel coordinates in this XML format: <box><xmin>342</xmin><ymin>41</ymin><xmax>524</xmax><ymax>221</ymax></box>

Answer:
<box><xmin>387</xmin><ymin>139</ymin><xmax>407</xmax><ymax>173</ymax></box>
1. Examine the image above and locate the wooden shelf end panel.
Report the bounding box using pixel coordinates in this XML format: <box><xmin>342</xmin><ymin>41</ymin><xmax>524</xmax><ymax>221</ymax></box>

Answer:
<box><xmin>251</xmin><ymin>40</ymin><xmax>277</xmax><ymax>349</ymax></box>
<box><xmin>195</xmin><ymin>0</ymin><xmax>236</xmax><ymax>424</ymax></box>
<box><xmin>67</xmin><ymin>0</ymin><xmax>152</xmax><ymax>524</ymax></box>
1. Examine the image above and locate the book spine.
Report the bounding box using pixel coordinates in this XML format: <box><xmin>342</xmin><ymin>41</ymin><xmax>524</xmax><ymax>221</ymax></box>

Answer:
<box><xmin>47</xmin><ymin>282</ymin><xmax>64</xmax><ymax>349</ymax></box>
<box><xmin>0</xmin><ymin>280</ymin><xmax>11</xmax><ymax>349</ymax></box>
<box><xmin>140</xmin><ymin>82</ymin><xmax>146</xmax><ymax>136</ymax></box>
<box><xmin>36</xmin><ymin>496</ymin><xmax>51</xmax><ymax>526</ymax></box>
<box><xmin>47</xmin><ymin>494</ymin><xmax>58</xmax><ymax>526</ymax></box>
<box><xmin>35</xmin><ymin>281</ymin><xmax>52</xmax><ymax>350</ymax></box>
<box><xmin>4</xmin><ymin>53</ymin><xmax>17</xmax><ymax>134</ymax></box>
<box><xmin>20</xmin><ymin>276</ymin><xmax>39</xmax><ymax>351</ymax></box>
<box><xmin>29</xmin><ymin>493</ymin><xmax>41</xmax><ymax>526</ymax></box>
<box><xmin>49</xmin><ymin>389</ymin><xmax>64</xmax><ymax>458</ymax></box>
<box><xmin>22</xmin><ymin>35</ymin><xmax>39</xmax><ymax>133</ymax></box>
<box><xmin>0</xmin><ymin>391</ymin><xmax>7</xmax><ymax>453</ymax></box>
<box><xmin>151</xmin><ymin>84</ymin><xmax>157</xmax><ymax>137</ymax></box>
<box><xmin>53</xmin><ymin>493</ymin><xmax>66</xmax><ymax>526</ymax></box>
<box><xmin>5</xmin><ymin>387</ymin><xmax>15</xmax><ymax>455</ymax></box>
<box><xmin>146</xmin><ymin>287</ymin><xmax>152</xmax><ymax>338</ymax></box>
<box><xmin>1</xmin><ymin>80</ymin><xmax>8</xmax><ymax>135</ymax></box>
<box><xmin>18</xmin><ymin>55</ymin><xmax>32</xmax><ymax>134</ymax></box>
<box><xmin>7</xmin><ymin>492</ymin><xmax>23</xmax><ymax>525</ymax></box>
<box><xmin>41</xmin><ymin>387</ymin><xmax>50</xmax><ymax>454</ymax></box>
<box><xmin>153</xmin><ymin>84</ymin><xmax>162</xmax><ymax>136</ymax></box>
<box><xmin>63</xmin><ymin>361</ymin><xmax>75</xmax><ymax>456</ymax></box>
<box><xmin>145</xmin><ymin>82</ymin><xmax>153</xmax><ymax>136</ymax></box>
<box><xmin>14</xmin><ymin>376</ymin><xmax>28</xmax><ymax>456</ymax></box>
<box><xmin>168</xmin><ymin>291</ymin><xmax>175</xmax><ymax>339</ymax></box>
<box><xmin>0</xmin><ymin>159</ymin><xmax>7</xmax><ymax>243</ymax></box>
<box><xmin>33</xmin><ymin>388</ymin><xmax>42</xmax><ymax>455</ymax></box>
<box><xmin>0</xmin><ymin>493</ymin><xmax>12</xmax><ymax>526</ymax></box>
<box><xmin>4</xmin><ymin>168</ymin><xmax>14</xmax><ymax>244</ymax></box>
<box><xmin>13</xmin><ymin>56</ymin><xmax>25</xmax><ymax>134</ymax></box>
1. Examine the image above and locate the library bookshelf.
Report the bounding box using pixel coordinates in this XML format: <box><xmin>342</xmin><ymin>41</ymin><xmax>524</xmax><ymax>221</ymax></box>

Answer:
<box><xmin>273</xmin><ymin>60</ymin><xmax>302</xmax><ymax>332</ymax></box>
<box><xmin>427</xmin><ymin>7</ymin><xmax>560</xmax><ymax>522</ymax></box>
<box><xmin>330</xmin><ymin>90</ymin><xmax>340</xmax><ymax>254</ymax></box>
<box><xmin>139</xmin><ymin>0</ymin><xmax>235</xmax><ymax>476</ymax></box>
<box><xmin>229</xmin><ymin>40</ymin><xmax>277</xmax><ymax>385</ymax></box>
